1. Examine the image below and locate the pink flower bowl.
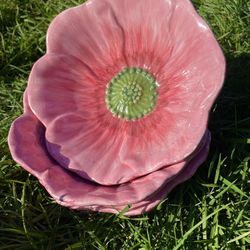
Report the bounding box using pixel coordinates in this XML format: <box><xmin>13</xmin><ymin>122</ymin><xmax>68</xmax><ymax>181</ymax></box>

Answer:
<box><xmin>8</xmin><ymin>0</ymin><xmax>225</xmax><ymax>215</ymax></box>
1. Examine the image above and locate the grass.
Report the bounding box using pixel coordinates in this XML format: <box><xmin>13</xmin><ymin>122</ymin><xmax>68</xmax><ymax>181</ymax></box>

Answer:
<box><xmin>0</xmin><ymin>0</ymin><xmax>250</xmax><ymax>249</ymax></box>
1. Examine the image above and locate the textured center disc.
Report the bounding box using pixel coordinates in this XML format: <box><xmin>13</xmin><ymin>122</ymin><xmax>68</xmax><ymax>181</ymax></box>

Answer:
<box><xmin>105</xmin><ymin>67</ymin><xmax>158</xmax><ymax>120</ymax></box>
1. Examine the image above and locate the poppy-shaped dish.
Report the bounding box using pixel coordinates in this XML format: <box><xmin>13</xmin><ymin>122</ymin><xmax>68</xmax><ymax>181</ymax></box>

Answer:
<box><xmin>8</xmin><ymin>0</ymin><xmax>225</xmax><ymax>215</ymax></box>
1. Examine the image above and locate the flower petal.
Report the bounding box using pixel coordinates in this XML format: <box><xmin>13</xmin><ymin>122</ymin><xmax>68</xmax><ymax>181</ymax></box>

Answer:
<box><xmin>28</xmin><ymin>53</ymin><xmax>104</xmax><ymax>126</ymax></box>
<box><xmin>90</xmin><ymin>136</ymin><xmax>210</xmax><ymax>216</ymax></box>
<box><xmin>157</xmin><ymin>0</ymin><xmax>225</xmax><ymax>108</ymax></box>
<box><xmin>8</xmin><ymin>97</ymin><xmax>210</xmax><ymax>214</ymax></box>
<box><xmin>46</xmin><ymin>0</ymin><xmax>176</xmax><ymax>71</ymax></box>
<box><xmin>102</xmin><ymin>0</ymin><xmax>174</xmax><ymax>69</ymax></box>
<box><xmin>45</xmin><ymin>110</ymin><xmax>209</xmax><ymax>185</ymax></box>
<box><xmin>47</xmin><ymin>0</ymin><xmax>127</xmax><ymax>71</ymax></box>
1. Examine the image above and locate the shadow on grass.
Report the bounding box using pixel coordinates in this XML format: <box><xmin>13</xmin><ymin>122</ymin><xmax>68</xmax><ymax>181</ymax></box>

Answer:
<box><xmin>209</xmin><ymin>54</ymin><xmax>250</xmax><ymax>138</ymax></box>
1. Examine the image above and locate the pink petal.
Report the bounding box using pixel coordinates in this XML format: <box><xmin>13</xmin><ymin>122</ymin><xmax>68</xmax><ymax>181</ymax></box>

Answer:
<box><xmin>91</xmin><ymin>136</ymin><xmax>210</xmax><ymax>216</ymax></box>
<box><xmin>28</xmin><ymin>53</ymin><xmax>104</xmax><ymax>126</ymax></box>
<box><xmin>47</xmin><ymin>0</ymin><xmax>127</xmax><ymax>72</ymax></box>
<box><xmin>8</xmin><ymin>98</ymin><xmax>210</xmax><ymax>215</ymax></box>
<box><xmin>102</xmin><ymin>0</ymin><xmax>174</xmax><ymax>69</ymax></box>
<box><xmin>46</xmin><ymin>0</ymin><xmax>176</xmax><ymax>71</ymax></box>
<box><xmin>157</xmin><ymin>0</ymin><xmax>225</xmax><ymax>110</ymax></box>
<box><xmin>45</xmin><ymin>110</ymin><xmax>209</xmax><ymax>185</ymax></box>
<box><xmin>45</xmin><ymin>112</ymin><xmax>137</xmax><ymax>184</ymax></box>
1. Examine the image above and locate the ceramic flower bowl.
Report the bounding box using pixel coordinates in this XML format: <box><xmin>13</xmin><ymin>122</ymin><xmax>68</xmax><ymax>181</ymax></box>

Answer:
<box><xmin>8</xmin><ymin>0</ymin><xmax>225</xmax><ymax>215</ymax></box>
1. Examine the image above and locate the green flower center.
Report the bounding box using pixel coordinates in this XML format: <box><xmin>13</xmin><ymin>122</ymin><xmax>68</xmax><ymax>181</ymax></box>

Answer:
<box><xmin>105</xmin><ymin>67</ymin><xmax>158</xmax><ymax>120</ymax></box>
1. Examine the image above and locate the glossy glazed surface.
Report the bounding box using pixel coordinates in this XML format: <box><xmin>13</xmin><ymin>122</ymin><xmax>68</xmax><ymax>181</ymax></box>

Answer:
<box><xmin>9</xmin><ymin>90</ymin><xmax>211</xmax><ymax>215</ymax></box>
<box><xmin>8</xmin><ymin>0</ymin><xmax>225</xmax><ymax>215</ymax></box>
